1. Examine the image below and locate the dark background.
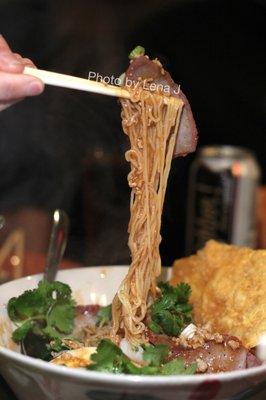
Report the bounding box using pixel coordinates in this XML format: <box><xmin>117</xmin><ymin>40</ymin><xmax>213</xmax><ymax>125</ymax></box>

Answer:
<box><xmin>0</xmin><ymin>0</ymin><xmax>265</xmax><ymax>267</ymax></box>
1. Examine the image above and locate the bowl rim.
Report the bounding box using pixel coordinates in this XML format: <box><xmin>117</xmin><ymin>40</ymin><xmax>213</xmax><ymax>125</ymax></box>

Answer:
<box><xmin>0</xmin><ymin>266</ymin><xmax>266</xmax><ymax>387</ymax></box>
<box><xmin>1</xmin><ymin>344</ymin><xmax>265</xmax><ymax>387</ymax></box>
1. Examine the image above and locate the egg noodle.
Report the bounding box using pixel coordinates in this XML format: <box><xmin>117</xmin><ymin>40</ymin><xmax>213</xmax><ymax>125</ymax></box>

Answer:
<box><xmin>111</xmin><ymin>87</ymin><xmax>183</xmax><ymax>345</ymax></box>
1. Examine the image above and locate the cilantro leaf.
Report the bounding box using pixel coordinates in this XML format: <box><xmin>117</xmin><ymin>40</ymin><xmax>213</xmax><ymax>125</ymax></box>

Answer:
<box><xmin>96</xmin><ymin>304</ymin><xmax>112</xmax><ymax>327</ymax></box>
<box><xmin>88</xmin><ymin>340</ymin><xmax>155</xmax><ymax>375</ymax></box>
<box><xmin>11</xmin><ymin>319</ymin><xmax>33</xmax><ymax>342</ymax></box>
<box><xmin>88</xmin><ymin>340</ymin><xmax>196</xmax><ymax>376</ymax></box>
<box><xmin>184</xmin><ymin>362</ymin><xmax>198</xmax><ymax>375</ymax></box>
<box><xmin>48</xmin><ymin>337</ymin><xmax>72</xmax><ymax>353</ymax></box>
<box><xmin>47</xmin><ymin>303</ymin><xmax>75</xmax><ymax>334</ymax></box>
<box><xmin>152</xmin><ymin>310</ymin><xmax>182</xmax><ymax>336</ymax></box>
<box><xmin>158</xmin><ymin>281</ymin><xmax>191</xmax><ymax>304</ymax></box>
<box><xmin>149</xmin><ymin>282</ymin><xmax>193</xmax><ymax>336</ymax></box>
<box><xmin>7</xmin><ymin>289</ymin><xmax>46</xmax><ymax>320</ymax></box>
<box><xmin>148</xmin><ymin>320</ymin><xmax>162</xmax><ymax>334</ymax></box>
<box><xmin>172</xmin><ymin>282</ymin><xmax>191</xmax><ymax>303</ymax></box>
<box><xmin>143</xmin><ymin>344</ymin><xmax>168</xmax><ymax>366</ymax></box>
<box><xmin>7</xmin><ymin>280</ymin><xmax>76</xmax><ymax>346</ymax></box>
<box><xmin>161</xmin><ymin>359</ymin><xmax>197</xmax><ymax>376</ymax></box>
<box><xmin>125</xmin><ymin>363</ymin><xmax>159</xmax><ymax>375</ymax></box>
<box><xmin>38</xmin><ymin>280</ymin><xmax>72</xmax><ymax>302</ymax></box>
<box><xmin>89</xmin><ymin>339</ymin><xmax>125</xmax><ymax>373</ymax></box>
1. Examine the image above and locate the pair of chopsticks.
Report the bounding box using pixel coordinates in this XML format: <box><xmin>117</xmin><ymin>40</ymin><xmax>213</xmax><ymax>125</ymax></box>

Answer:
<box><xmin>23</xmin><ymin>67</ymin><xmax>130</xmax><ymax>99</ymax></box>
<box><xmin>23</xmin><ymin>67</ymin><xmax>177</xmax><ymax>105</ymax></box>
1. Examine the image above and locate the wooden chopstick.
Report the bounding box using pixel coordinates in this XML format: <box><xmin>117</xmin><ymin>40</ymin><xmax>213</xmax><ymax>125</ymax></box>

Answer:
<box><xmin>23</xmin><ymin>67</ymin><xmax>182</xmax><ymax>107</ymax></box>
<box><xmin>23</xmin><ymin>67</ymin><xmax>130</xmax><ymax>99</ymax></box>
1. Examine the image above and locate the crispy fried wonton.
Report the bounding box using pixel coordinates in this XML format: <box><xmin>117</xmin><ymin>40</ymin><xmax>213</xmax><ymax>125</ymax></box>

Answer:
<box><xmin>171</xmin><ymin>240</ymin><xmax>266</xmax><ymax>348</ymax></box>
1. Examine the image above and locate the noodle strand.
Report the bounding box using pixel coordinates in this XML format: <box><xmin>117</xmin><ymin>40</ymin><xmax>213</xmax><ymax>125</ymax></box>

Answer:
<box><xmin>111</xmin><ymin>87</ymin><xmax>183</xmax><ymax>345</ymax></box>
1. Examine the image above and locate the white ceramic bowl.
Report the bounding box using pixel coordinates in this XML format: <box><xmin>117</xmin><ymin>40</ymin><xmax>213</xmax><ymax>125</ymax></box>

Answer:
<box><xmin>0</xmin><ymin>266</ymin><xmax>266</xmax><ymax>400</ymax></box>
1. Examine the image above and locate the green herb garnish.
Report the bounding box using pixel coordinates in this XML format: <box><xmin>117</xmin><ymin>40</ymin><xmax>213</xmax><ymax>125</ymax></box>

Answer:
<box><xmin>161</xmin><ymin>359</ymin><xmax>197</xmax><ymax>375</ymax></box>
<box><xmin>48</xmin><ymin>337</ymin><xmax>71</xmax><ymax>353</ymax></box>
<box><xmin>87</xmin><ymin>339</ymin><xmax>196</xmax><ymax>375</ymax></box>
<box><xmin>96</xmin><ymin>304</ymin><xmax>112</xmax><ymax>327</ymax></box>
<box><xmin>142</xmin><ymin>344</ymin><xmax>168</xmax><ymax>367</ymax></box>
<box><xmin>129</xmin><ymin>46</ymin><xmax>145</xmax><ymax>60</ymax></box>
<box><xmin>149</xmin><ymin>282</ymin><xmax>193</xmax><ymax>336</ymax></box>
<box><xmin>8</xmin><ymin>280</ymin><xmax>76</xmax><ymax>344</ymax></box>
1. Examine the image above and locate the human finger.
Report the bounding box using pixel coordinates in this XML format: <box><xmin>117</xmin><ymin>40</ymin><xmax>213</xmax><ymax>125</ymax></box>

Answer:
<box><xmin>0</xmin><ymin>71</ymin><xmax>44</xmax><ymax>102</ymax></box>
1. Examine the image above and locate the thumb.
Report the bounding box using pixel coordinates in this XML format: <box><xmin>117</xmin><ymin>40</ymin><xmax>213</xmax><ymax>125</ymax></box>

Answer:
<box><xmin>0</xmin><ymin>71</ymin><xmax>44</xmax><ymax>102</ymax></box>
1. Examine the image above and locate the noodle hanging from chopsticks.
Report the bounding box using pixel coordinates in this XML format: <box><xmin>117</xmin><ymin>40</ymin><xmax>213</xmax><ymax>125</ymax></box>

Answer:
<box><xmin>111</xmin><ymin>87</ymin><xmax>183</xmax><ymax>345</ymax></box>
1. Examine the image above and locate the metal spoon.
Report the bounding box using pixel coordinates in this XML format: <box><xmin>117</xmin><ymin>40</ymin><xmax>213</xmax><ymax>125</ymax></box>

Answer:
<box><xmin>21</xmin><ymin>209</ymin><xmax>69</xmax><ymax>357</ymax></box>
<box><xmin>0</xmin><ymin>216</ymin><xmax>6</xmax><ymax>284</ymax></box>
<box><xmin>43</xmin><ymin>209</ymin><xmax>69</xmax><ymax>282</ymax></box>
<box><xmin>0</xmin><ymin>216</ymin><xmax>5</xmax><ymax>229</ymax></box>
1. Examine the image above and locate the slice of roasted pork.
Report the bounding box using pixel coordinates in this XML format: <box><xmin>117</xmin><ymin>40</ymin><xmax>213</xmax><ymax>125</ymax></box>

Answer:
<box><xmin>125</xmin><ymin>55</ymin><xmax>198</xmax><ymax>157</ymax></box>
<box><xmin>147</xmin><ymin>330</ymin><xmax>261</xmax><ymax>373</ymax></box>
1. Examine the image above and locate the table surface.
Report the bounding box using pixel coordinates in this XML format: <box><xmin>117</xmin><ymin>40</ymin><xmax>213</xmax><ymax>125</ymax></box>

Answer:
<box><xmin>0</xmin><ymin>375</ymin><xmax>17</xmax><ymax>400</ymax></box>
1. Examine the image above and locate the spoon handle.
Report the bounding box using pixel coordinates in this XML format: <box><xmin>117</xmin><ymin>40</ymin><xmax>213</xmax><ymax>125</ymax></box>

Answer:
<box><xmin>44</xmin><ymin>209</ymin><xmax>69</xmax><ymax>282</ymax></box>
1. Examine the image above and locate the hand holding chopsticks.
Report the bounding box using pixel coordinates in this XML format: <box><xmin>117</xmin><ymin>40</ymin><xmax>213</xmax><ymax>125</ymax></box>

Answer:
<box><xmin>0</xmin><ymin>35</ymin><xmax>44</xmax><ymax>111</ymax></box>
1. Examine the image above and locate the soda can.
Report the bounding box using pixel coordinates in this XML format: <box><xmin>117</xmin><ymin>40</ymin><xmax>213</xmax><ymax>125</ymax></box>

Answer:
<box><xmin>186</xmin><ymin>145</ymin><xmax>261</xmax><ymax>255</ymax></box>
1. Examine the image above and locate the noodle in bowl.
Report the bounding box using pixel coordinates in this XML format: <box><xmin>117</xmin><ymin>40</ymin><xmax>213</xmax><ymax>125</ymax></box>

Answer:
<box><xmin>1</xmin><ymin>266</ymin><xmax>266</xmax><ymax>400</ymax></box>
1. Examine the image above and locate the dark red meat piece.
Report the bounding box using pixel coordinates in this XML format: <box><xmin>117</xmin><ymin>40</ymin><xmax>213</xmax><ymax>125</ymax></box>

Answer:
<box><xmin>246</xmin><ymin>351</ymin><xmax>262</xmax><ymax>368</ymax></box>
<box><xmin>169</xmin><ymin>337</ymin><xmax>248</xmax><ymax>373</ymax></box>
<box><xmin>75</xmin><ymin>305</ymin><xmax>100</xmax><ymax>316</ymax></box>
<box><xmin>147</xmin><ymin>330</ymin><xmax>261</xmax><ymax>373</ymax></box>
<box><xmin>125</xmin><ymin>55</ymin><xmax>198</xmax><ymax>157</ymax></box>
